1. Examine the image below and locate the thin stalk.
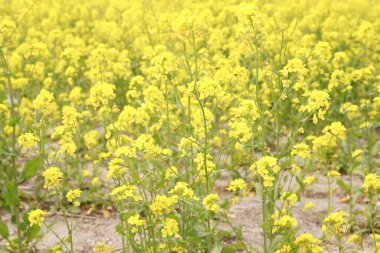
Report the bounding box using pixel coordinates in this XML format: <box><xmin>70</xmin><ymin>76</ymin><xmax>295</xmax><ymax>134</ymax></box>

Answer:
<box><xmin>262</xmin><ymin>189</ymin><xmax>268</xmax><ymax>253</ymax></box>
<box><xmin>368</xmin><ymin>193</ymin><xmax>378</xmax><ymax>252</ymax></box>
<box><xmin>62</xmin><ymin>208</ymin><xmax>74</xmax><ymax>252</ymax></box>
<box><xmin>220</xmin><ymin>212</ymin><xmax>249</xmax><ymax>252</ymax></box>
<box><xmin>0</xmin><ymin>47</ymin><xmax>22</xmax><ymax>253</ymax></box>
<box><xmin>349</xmin><ymin>170</ymin><xmax>354</xmax><ymax>223</ymax></box>
<box><xmin>327</xmin><ymin>175</ymin><xmax>332</xmax><ymax>214</ymax></box>
<box><xmin>59</xmin><ymin>188</ymin><xmax>74</xmax><ymax>253</ymax></box>
<box><xmin>120</xmin><ymin>202</ymin><xmax>127</xmax><ymax>252</ymax></box>
<box><xmin>191</xmin><ymin>29</ymin><xmax>212</xmax><ymax>252</ymax></box>
<box><xmin>163</xmin><ymin>65</ymin><xmax>171</xmax><ymax>143</ymax></box>
<box><xmin>45</xmin><ymin>223</ymin><xmax>71</xmax><ymax>252</ymax></box>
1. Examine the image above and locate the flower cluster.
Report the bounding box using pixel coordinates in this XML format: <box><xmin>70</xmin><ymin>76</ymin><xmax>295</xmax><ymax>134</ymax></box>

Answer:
<box><xmin>42</xmin><ymin>167</ymin><xmax>63</xmax><ymax>189</ymax></box>
<box><xmin>28</xmin><ymin>209</ymin><xmax>49</xmax><ymax>227</ymax></box>
<box><xmin>202</xmin><ymin>193</ymin><xmax>221</xmax><ymax>213</ymax></box>
<box><xmin>250</xmin><ymin>156</ymin><xmax>280</xmax><ymax>188</ymax></box>
<box><xmin>1</xmin><ymin>0</ymin><xmax>380</xmax><ymax>252</ymax></box>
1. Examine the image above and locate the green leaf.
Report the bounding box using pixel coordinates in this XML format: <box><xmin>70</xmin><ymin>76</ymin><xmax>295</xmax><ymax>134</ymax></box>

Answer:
<box><xmin>236</xmin><ymin>226</ymin><xmax>243</xmax><ymax>241</ymax></box>
<box><xmin>0</xmin><ymin>218</ymin><xmax>9</xmax><ymax>238</ymax></box>
<box><xmin>115</xmin><ymin>224</ymin><xmax>125</xmax><ymax>236</ymax></box>
<box><xmin>23</xmin><ymin>156</ymin><xmax>43</xmax><ymax>180</ymax></box>
<box><xmin>221</xmin><ymin>247</ymin><xmax>236</xmax><ymax>253</ymax></box>
<box><xmin>217</xmin><ymin>229</ymin><xmax>232</xmax><ymax>239</ymax></box>
<box><xmin>337</xmin><ymin>179</ymin><xmax>350</xmax><ymax>194</ymax></box>
<box><xmin>25</xmin><ymin>225</ymin><xmax>40</xmax><ymax>241</ymax></box>
<box><xmin>9</xmin><ymin>116</ymin><xmax>21</xmax><ymax>127</ymax></box>
<box><xmin>4</xmin><ymin>182</ymin><xmax>18</xmax><ymax>207</ymax></box>
<box><xmin>211</xmin><ymin>242</ymin><xmax>222</xmax><ymax>253</ymax></box>
<box><xmin>231</xmin><ymin>242</ymin><xmax>245</xmax><ymax>250</ymax></box>
<box><xmin>295</xmin><ymin>176</ymin><xmax>305</xmax><ymax>192</ymax></box>
<box><xmin>255</xmin><ymin>182</ymin><xmax>262</xmax><ymax>198</ymax></box>
<box><xmin>282</xmin><ymin>174</ymin><xmax>289</xmax><ymax>183</ymax></box>
<box><xmin>280</xmin><ymin>160</ymin><xmax>291</xmax><ymax>169</ymax></box>
<box><xmin>268</xmin><ymin>235</ymin><xmax>282</xmax><ymax>251</ymax></box>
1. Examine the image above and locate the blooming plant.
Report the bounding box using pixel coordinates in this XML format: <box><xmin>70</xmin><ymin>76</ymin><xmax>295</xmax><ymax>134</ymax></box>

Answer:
<box><xmin>0</xmin><ymin>0</ymin><xmax>379</xmax><ymax>252</ymax></box>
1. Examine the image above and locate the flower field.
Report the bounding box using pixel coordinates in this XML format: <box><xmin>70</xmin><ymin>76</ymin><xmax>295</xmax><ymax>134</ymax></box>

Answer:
<box><xmin>1</xmin><ymin>0</ymin><xmax>380</xmax><ymax>252</ymax></box>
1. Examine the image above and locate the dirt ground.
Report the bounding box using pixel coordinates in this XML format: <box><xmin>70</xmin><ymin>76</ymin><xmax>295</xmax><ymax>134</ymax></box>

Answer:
<box><xmin>23</xmin><ymin>171</ymin><xmax>375</xmax><ymax>253</ymax></box>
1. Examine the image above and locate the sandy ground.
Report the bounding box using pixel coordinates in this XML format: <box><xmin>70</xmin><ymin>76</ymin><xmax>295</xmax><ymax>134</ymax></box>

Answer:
<box><xmin>16</xmin><ymin>172</ymin><xmax>374</xmax><ymax>253</ymax></box>
<box><xmin>1</xmin><ymin>169</ymin><xmax>378</xmax><ymax>252</ymax></box>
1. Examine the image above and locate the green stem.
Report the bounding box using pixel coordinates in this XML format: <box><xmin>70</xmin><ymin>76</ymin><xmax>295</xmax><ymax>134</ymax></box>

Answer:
<box><xmin>368</xmin><ymin>193</ymin><xmax>378</xmax><ymax>252</ymax></box>
<box><xmin>349</xmin><ymin>171</ymin><xmax>353</xmax><ymax>224</ymax></box>
<box><xmin>45</xmin><ymin>223</ymin><xmax>71</xmax><ymax>252</ymax></box>
<box><xmin>59</xmin><ymin>190</ymin><xmax>74</xmax><ymax>253</ymax></box>
<box><xmin>164</xmin><ymin>71</ymin><xmax>171</xmax><ymax>143</ymax></box>
<box><xmin>120</xmin><ymin>202</ymin><xmax>127</xmax><ymax>252</ymax></box>
<box><xmin>327</xmin><ymin>175</ymin><xmax>332</xmax><ymax>214</ymax></box>
<box><xmin>220</xmin><ymin>212</ymin><xmax>249</xmax><ymax>252</ymax></box>
<box><xmin>191</xmin><ymin>29</ymin><xmax>212</xmax><ymax>252</ymax></box>
<box><xmin>262</xmin><ymin>189</ymin><xmax>268</xmax><ymax>253</ymax></box>
<box><xmin>0</xmin><ymin>47</ymin><xmax>22</xmax><ymax>253</ymax></box>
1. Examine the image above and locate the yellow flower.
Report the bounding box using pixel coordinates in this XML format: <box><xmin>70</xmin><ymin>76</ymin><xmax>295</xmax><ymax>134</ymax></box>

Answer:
<box><xmin>127</xmin><ymin>214</ymin><xmax>145</xmax><ymax>227</ymax></box>
<box><xmin>169</xmin><ymin>182</ymin><xmax>198</xmax><ymax>200</ymax></box>
<box><xmin>202</xmin><ymin>193</ymin><xmax>220</xmax><ymax>213</ymax></box>
<box><xmin>299</xmin><ymin>90</ymin><xmax>330</xmax><ymax>124</ymax></box>
<box><xmin>295</xmin><ymin>233</ymin><xmax>323</xmax><ymax>253</ymax></box>
<box><xmin>303</xmin><ymin>176</ymin><xmax>316</xmax><ymax>186</ymax></box>
<box><xmin>150</xmin><ymin>195</ymin><xmax>178</xmax><ymax>216</ymax></box>
<box><xmin>28</xmin><ymin>209</ymin><xmax>49</xmax><ymax>226</ymax></box>
<box><xmin>228</xmin><ymin>120</ymin><xmax>252</xmax><ymax>144</ymax></box>
<box><xmin>340</xmin><ymin>102</ymin><xmax>359</xmax><ymax>120</ymax></box>
<box><xmin>327</xmin><ymin>170</ymin><xmax>341</xmax><ymax>179</ymax></box>
<box><xmin>281</xmin><ymin>192</ymin><xmax>298</xmax><ymax>207</ymax></box>
<box><xmin>18</xmin><ymin>133</ymin><xmax>40</xmax><ymax>149</ymax></box>
<box><xmin>161</xmin><ymin>218</ymin><xmax>179</xmax><ymax>238</ymax></box>
<box><xmin>110</xmin><ymin>185</ymin><xmax>142</xmax><ymax>202</ymax></box>
<box><xmin>297</xmin><ymin>127</ymin><xmax>304</xmax><ymax>134</ymax></box>
<box><xmin>88</xmin><ymin>82</ymin><xmax>116</xmax><ymax>108</ymax></box>
<box><xmin>107</xmin><ymin>158</ymin><xmax>127</xmax><ymax>179</ymax></box>
<box><xmin>275</xmin><ymin>245</ymin><xmax>291</xmax><ymax>253</ymax></box>
<box><xmin>165</xmin><ymin>166</ymin><xmax>178</xmax><ymax>179</ymax></box>
<box><xmin>114</xmin><ymin>146</ymin><xmax>135</xmax><ymax>158</ymax></box>
<box><xmin>226</xmin><ymin>179</ymin><xmax>247</xmax><ymax>191</ymax></box>
<box><xmin>322</xmin><ymin>121</ymin><xmax>346</xmax><ymax>140</ymax></box>
<box><xmin>82</xmin><ymin>169</ymin><xmax>90</xmax><ymax>177</ymax></box>
<box><xmin>93</xmin><ymin>242</ymin><xmax>115</xmax><ymax>253</ymax></box>
<box><xmin>250</xmin><ymin>156</ymin><xmax>279</xmax><ymax>188</ymax></box>
<box><xmin>66</xmin><ymin>188</ymin><xmax>81</xmax><ymax>206</ymax></box>
<box><xmin>91</xmin><ymin>177</ymin><xmax>101</xmax><ymax>187</ymax></box>
<box><xmin>58</xmin><ymin>135</ymin><xmax>77</xmax><ymax>157</ymax></box>
<box><xmin>373</xmin><ymin>233</ymin><xmax>380</xmax><ymax>242</ymax></box>
<box><xmin>291</xmin><ymin>143</ymin><xmax>310</xmax><ymax>158</ymax></box>
<box><xmin>178</xmin><ymin>138</ymin><xmax>197</xmax><ymax>157</ymax></box>
<box><xmin>302</xmin><ymin>202</ymin><xmax>315</xmax><ymax>211</ymax></box>
<box><xmin>133</xmin><ymin>134</ymin><xmax>166</xmax><ymax>158</ymax></box>
<box><xmin>363</xmin><ymin>173</ymin><xmax>380</xmax><ymax>194</ymax></box>
<box><xmin>159</xmin><ymin>243</ymin><xmax>167</xmax><ymax>249</ymax></box>
<box><xmin>272</xmin><ymin>215</ymin><xmax>298</xmax><ymax>233</ymax></box>
<box><xmin>197</xmin><ymin>76</ymin><xmax>221</xmax><ymax>99</ymax></box>
<box><xmin>32</xmin><ymin>89</ymin><xmax>57</xmax><ymax>117</ymax></box>
<box><xmin>194</xmin><ymin>153</ymin><xmax>216</xmax><ymax>182</ymax></box>
<box><xmin>232</xmin><ymin>197</ymin><xmax>240</xmax><ymax>203</ymax></box>
<box><xmin>290</xmin><ymin>163</ymin><xmax>301</xmax><ymax>174</ymax></box>
<box><xmin>61</xmin><ymin>106</ymin><xmax>81</xmax><ymax>132</ymax></box>
<box><xmin>348</xmin><ymin>234</ymin><xmax>362</xmax><ymax>245</ymax></box>
<box><xmin>322</xmin><ymin>211</ymin><xmax>348</xmax><ymax>235</ymax></box>
<box><xmin>352</xmin><ymin>149</ymin><xmax>363</xmax><ymax>163</ymax></box>
<box><xmin>171</xmin><ymin>246</ymin><xmax>188</xmax><ymax>253</ymax></box>
<box><xmin>84</xmin><ymin>130</ymin><xmax>100</xmax><ymax>149</ymax></box>
<box><xmin>50</xmin><ymin>245</ymin><xmax>62</xmax><ymax>253</ymax></box>
<box><xmin>42</xmin><ymin>167</ymin><xmax>63</xmax><ymax>189</ymax></box>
